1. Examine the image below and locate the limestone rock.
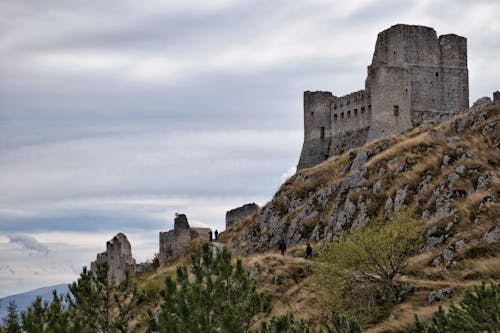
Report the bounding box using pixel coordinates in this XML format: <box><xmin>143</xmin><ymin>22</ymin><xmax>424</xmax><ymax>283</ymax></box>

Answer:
<box><xmin>394</xmin><ymin>187</ymin><xmax>407</xmax><ymax>212</ymax></box>
<box><xmin>91</xmin><ymin>233</ymin><xmax>136</xmax><ymax>284</ymax></box>
<box><xmin>472</xmin><ymin>96</ymin><xmax>492</xmax><ymax>107</ymax></box>
<box><xmin>372</xmin><ymin>180</ymin><xmax>382</xmax><ymax>194</ymax></box>
<box><xmin>483</xmin><ymin>226</ymin><xmax>500</xmax><ymax>244</ymax></box>
<box><xmin>428</xmin><ymin>288</ymin><xmax>453</xmax><ymax>304</ymax></box>
<box><xmin>350</xmin><ymin>150</ymin><xmax>368</xmax><ymax>171</ymax></box>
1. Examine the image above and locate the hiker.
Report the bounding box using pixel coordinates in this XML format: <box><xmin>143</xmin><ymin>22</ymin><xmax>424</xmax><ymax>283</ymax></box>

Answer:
<box><xmin>278</xmin><ymin>240</ymin><xmax>287</xmax><ymax>256</ymax></box>
<box><xmin>305</xmin><ymin>243</ymin><xmax>312</xmax><ymax>259</ymax></box>
<box><xmin>209</xmin><ymin>230</ymin><xmax>213</xmax><ymax>242</ymax></box>
<box><xmin>214</xmin><ymin>229</ymin><xmax>219</xmax><ymax>240</ymax></box>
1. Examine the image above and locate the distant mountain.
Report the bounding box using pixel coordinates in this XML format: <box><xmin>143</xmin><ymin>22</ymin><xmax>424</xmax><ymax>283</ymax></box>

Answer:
<box><xmin>0</xmin><ymin>284</ymin><xmax>69</xmax><ymax>319</ymax></box>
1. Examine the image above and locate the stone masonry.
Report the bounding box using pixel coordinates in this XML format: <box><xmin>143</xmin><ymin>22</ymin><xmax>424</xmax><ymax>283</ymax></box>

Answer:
<box><xmin>90</xmin><ymin>233</ymin><xmax>136</xmax><ymax>284</ymax></box>
<box><xmin>159</xmin><ymin>213</ymin><xmax>211</xmax><ymax>265</ymax></box>
<box><xmin>226</xmin><ymin>203</ymin><xmax>259</xmax><ymax>229</ymax></box>
<box><xmin>298</xmin><ymin>24</ymin><xmax>469</xmax><ymax>169</ymax></box>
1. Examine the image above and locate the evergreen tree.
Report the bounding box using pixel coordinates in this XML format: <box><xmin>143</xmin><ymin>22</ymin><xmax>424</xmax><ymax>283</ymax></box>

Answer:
<box><xmin>260</xmin><ymin>313</ymin><xmax>310</xmax><ymax>333</ymax></box>
<box><xmin>406</xmin><ymin>282</ymin><xmax>499</xmax><ymax>333</ymax></box>
<box><xmin>148</xmin><ymin>243</ymin><xmax>272</xmax><ymax>333</ymax></box>
<box><xmin>2</xmin><ymin>301</ymin><xmax>21</xmax><ymax>333</ymax></box>
<box><xmin>320</xmin><ymin>312</ymin><xmax>362</xmax><ymax>333</ymax></box>
<box><xmin>68</xmin><ymin>263</ymin><xmax>140</xmax><ymax>333</ymax></box>
<box><xmin>21</xmin><ymin>296</ymin><xmax>46</xmax><ymax>333</ymax></box>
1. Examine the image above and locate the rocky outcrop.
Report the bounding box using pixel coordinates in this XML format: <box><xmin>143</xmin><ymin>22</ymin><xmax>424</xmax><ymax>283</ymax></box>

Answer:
<box><xmin>227</xmin><ymin>105</ymin><xmax>499</xmax><ymax>257</ymax></box>
<box><xmin>91</xmin><ymin>233</ymin><xmax>136</xmax><ymax>284</ymax></box>
<box><xmin>226</xmin><ymin>203</ymin><xmax>259</xmax><ymax>229</ymax></box>
<box><xmin>159</xmin><ymin>214</ymin><xmax>211</xmax><ymax>265</ymax></box>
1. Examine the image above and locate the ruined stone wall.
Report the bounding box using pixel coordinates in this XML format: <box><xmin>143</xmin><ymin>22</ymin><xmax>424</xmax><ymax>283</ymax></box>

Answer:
<box><xmin>159</xmin><ymin>214</ymin><xmax>191</xmax><ymax>265</ymax></box>
<box><xmin>226</xmin><ymin>203</ymin><xmax>259</xmax><ymax>229</ymax></box>
<box><xmin>91</xmin><ymin>233</ymin><xmax>136</xmax><ymax>284</ymax></box>
<box><xmin>298</xmin><ymin>90</ymin><xmax>372</xmax><ymax>169</ymax></box>
<box><xmin>159</xmin><ymin>214</ymin><xmax>211</xmax><ymax>265</ymax></box>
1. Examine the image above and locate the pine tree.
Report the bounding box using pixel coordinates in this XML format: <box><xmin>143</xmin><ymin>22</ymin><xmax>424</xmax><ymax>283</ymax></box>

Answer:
<box><xmin>406</xmin><ymin>282</ymin><xmax>499</xmax><ymax>332</ymax></box>
<box><xmin>2</xmin><ymin>301</ymin><xmax>21</xmax><ymax>333</ymax></box>
<box><xmin>68</xmin><ymin>263</ymin><xmax>139</xmax><ymax>333</ymax></box>
<box><xmin>148</xmin><ymin>243</ymin><xmax>272</xmax><ymax>333</ymax></box>
<box><xmin>21</xmin><ymin>296</ymin><xmax>46</xmax><ymax>333</ymax></box>
<box><xmin>320</xmin><ymin>312</ymin><xmax>362</xmax><ymax>333</ymax></box>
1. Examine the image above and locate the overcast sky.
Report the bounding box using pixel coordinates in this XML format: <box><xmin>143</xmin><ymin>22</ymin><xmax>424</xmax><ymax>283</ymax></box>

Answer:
<box><xmin>1</xmin><ymin>0</ymin><xmax>499</xmax><ymax>297</ymax></box>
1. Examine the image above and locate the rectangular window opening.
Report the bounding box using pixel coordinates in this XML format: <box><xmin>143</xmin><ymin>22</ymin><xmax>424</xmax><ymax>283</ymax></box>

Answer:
<box><xmin>354</xmin><ymin>108</ymin><xmax>358</xmax><ymax>116</ymax></box>
<box><xmin>393</xmin><ymin>105</ymin><xmax>400</xmax><ymax>116</ymax></box>
<box><xmin>361</xmin><ymin>106</ymin><xmax>365</xmax><ymax>114</ymax></box>
<box><xmin>320</xmin><ymin>127</ymin><xmax>325</xmax><ymax>139</ymax></box>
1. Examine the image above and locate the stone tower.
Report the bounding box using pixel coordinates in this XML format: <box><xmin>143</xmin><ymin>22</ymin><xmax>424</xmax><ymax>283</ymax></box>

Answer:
<box><xmin>297</xmin><ymin>24</ymin><xmax>468</xmax><ymax>169</ymax></box>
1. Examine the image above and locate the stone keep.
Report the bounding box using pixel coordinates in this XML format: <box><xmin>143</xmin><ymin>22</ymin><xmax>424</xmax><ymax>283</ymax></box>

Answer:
<box><xmin>159</xmin><ymin>213</ymin><xmax>211</xmax><ymax>265</ymax></box>
<box><xmin>298</xmin><ymin>24</ymin><xmax>469</xmax><ymax>169</ymax></box>
<box><xmin>90</xmin><ymin>233</ymin><xmax>136</xmax><ymax>283</ymax></box>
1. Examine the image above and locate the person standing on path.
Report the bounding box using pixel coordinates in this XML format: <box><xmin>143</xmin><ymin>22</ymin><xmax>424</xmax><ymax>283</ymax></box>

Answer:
<box><xmin>209</xmin><ymin>230</ymin><xmax>213</xmax><ymax>242</ymax></box>
<box><xmin>305</xmin><ymin>243</ymin><xmax>312</xmax><ymax>259</ymax></box>
<box><xmin>279</xmin><ymin>240</ymin><xmax>287</xmax><ymax>256</ymax></box>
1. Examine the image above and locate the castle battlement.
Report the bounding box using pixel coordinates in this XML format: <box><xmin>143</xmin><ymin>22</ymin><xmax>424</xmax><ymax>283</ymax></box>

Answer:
<box><xmin>298</xmin><ymin>24</ymin><xmax>469</xmax><ymax>169</ymax></box>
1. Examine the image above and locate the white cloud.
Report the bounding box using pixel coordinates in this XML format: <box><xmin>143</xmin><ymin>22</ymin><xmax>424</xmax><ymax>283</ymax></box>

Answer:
<box><xmin>6</xmin><ymin>234</ymin><xmax>49</xmax><ymax>255</ymax></box>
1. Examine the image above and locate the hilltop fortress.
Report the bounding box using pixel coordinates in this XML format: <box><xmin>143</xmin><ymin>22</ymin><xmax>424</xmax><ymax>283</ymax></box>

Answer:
<box><xmin>298</xmin><ymin>24</ymin><xmax>469</xmax><ymax>169</ymax></box>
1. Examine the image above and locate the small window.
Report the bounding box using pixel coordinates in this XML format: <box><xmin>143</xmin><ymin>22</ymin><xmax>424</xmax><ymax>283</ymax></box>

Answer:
<box><xmin>341</xmin><ymin>112</ymin><xmax>345</xmax><ymax>119</ymax></box>
<box><xmin>435</xmin><ymin>72</ymin><xmax>439</xmax><ymax>77</ymax></box>
<box><xmin>347</xmin><ymin>111</ymin><xmax>351</xmax><ymax>118</ymax></box>
<box><xmin>333</xmin><ymin>104</ymin><xmax>337</xmax><ymax>110</ymax></box>
<box><xmin>354</xmin><ymin>108</ymin><xmax>358</xmax><ymax>116</ymax></box>
<box><xmin>368</xmin><ymin>105</ymin><xmax>372</xmax><ymax>112</ymax></box>
<box><xmin>334</xmin><ymin>114</ymin><xmax>338</xmax><ymax>122</ymax></box>
<box><xmin>361</xmin><ymin>106</ymin><xmax>365</xmax><ymax>114</ymax></box>
<box><xmin>311</xmin><ymin>112</ymin><xmax>314</xmax><ymax>116</ymax></box>
<box><xmin>320</xmin><ymin>127</ymin><xmax>325</xmax><ymax>139</ymax></box>
<box><xmin>393</xmin><ymin>105</ymin><xmax>399</xmax><ymax>116</ymax></box>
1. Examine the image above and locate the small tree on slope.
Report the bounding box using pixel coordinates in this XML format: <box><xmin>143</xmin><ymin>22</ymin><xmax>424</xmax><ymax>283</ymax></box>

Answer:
<box><xmin>316</xmin><ymin>209</ymin><xmax>424</xmax><ymax>321</ymax></box>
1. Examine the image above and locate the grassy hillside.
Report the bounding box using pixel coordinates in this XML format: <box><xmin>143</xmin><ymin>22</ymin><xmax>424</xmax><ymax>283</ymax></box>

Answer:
<box><xmin>217</xmin><ymin>104</ymin><xmax>499</xmax><ymax>331</ymax></box>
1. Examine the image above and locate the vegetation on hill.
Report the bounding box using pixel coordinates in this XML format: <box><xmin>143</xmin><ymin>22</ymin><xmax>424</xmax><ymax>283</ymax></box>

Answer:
<box><xmin>2</xmin><ymin>105</ymin><xmax>499</xmax><ymax>332</ymax></box>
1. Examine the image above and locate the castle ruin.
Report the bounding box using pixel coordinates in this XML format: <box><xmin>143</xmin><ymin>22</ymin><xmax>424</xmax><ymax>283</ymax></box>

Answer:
<box><xmin>298</xmin><ymin>24</ymin><xmax>469</xmax><ymax>169</ymax></box>
<box><xmin>159</xmin><ymin>213</ymin><xmax>211</xmax><ymax>265</ymax></box>
<box><xmin>90</xmin><ymin>233</ymin><xmax>136</xmax><ymax>283</ymax></box>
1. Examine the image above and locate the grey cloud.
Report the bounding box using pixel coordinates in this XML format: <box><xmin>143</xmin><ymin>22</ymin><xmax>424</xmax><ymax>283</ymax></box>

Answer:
<box><xmin>7</xmin><ymin>234</ymin><xmax>50</xmax><ymax>254</ymax></box>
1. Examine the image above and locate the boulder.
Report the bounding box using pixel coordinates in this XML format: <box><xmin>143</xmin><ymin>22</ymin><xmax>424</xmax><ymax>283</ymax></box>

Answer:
<box><xmin>428</xmin><ymin>288</ymin><xmax>453</xmax><ymax>304</ymax></box>
<box><xmin>472</xmin><ymin>96</ymin><xmax>492</xmax><ymax>107</ymax></box>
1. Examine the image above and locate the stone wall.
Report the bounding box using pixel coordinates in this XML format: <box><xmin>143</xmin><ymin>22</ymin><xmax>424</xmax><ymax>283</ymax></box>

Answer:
<box><xmin>298</xmin><ymin>24</ymin><xmax>469</xmax><ymax>170</ymax></box>
<box><xmin>226</xmin><ymin>203</ymin><xmax>259</xmax><ymax>229</ymax></box>
<box><xmin>159</xmin><ymin>214</ymin><xmax>212</xmax><ymax>265</ymax></box>
<box><xmin>90</xmin><ymin>233</ymin><xmax>136</xmax><ymax>284</ymax></box>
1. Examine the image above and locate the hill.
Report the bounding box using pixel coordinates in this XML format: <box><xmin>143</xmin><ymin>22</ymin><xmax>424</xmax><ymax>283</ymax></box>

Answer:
<box><xmin>0</xmin><ymin>284</ymin><xmax>69</xmax><ymax>319</ymax></box>
<box><xmin>218</xmin><ymin>102</ymin><xmax>499</xmax><ymax>330</ymax></box>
